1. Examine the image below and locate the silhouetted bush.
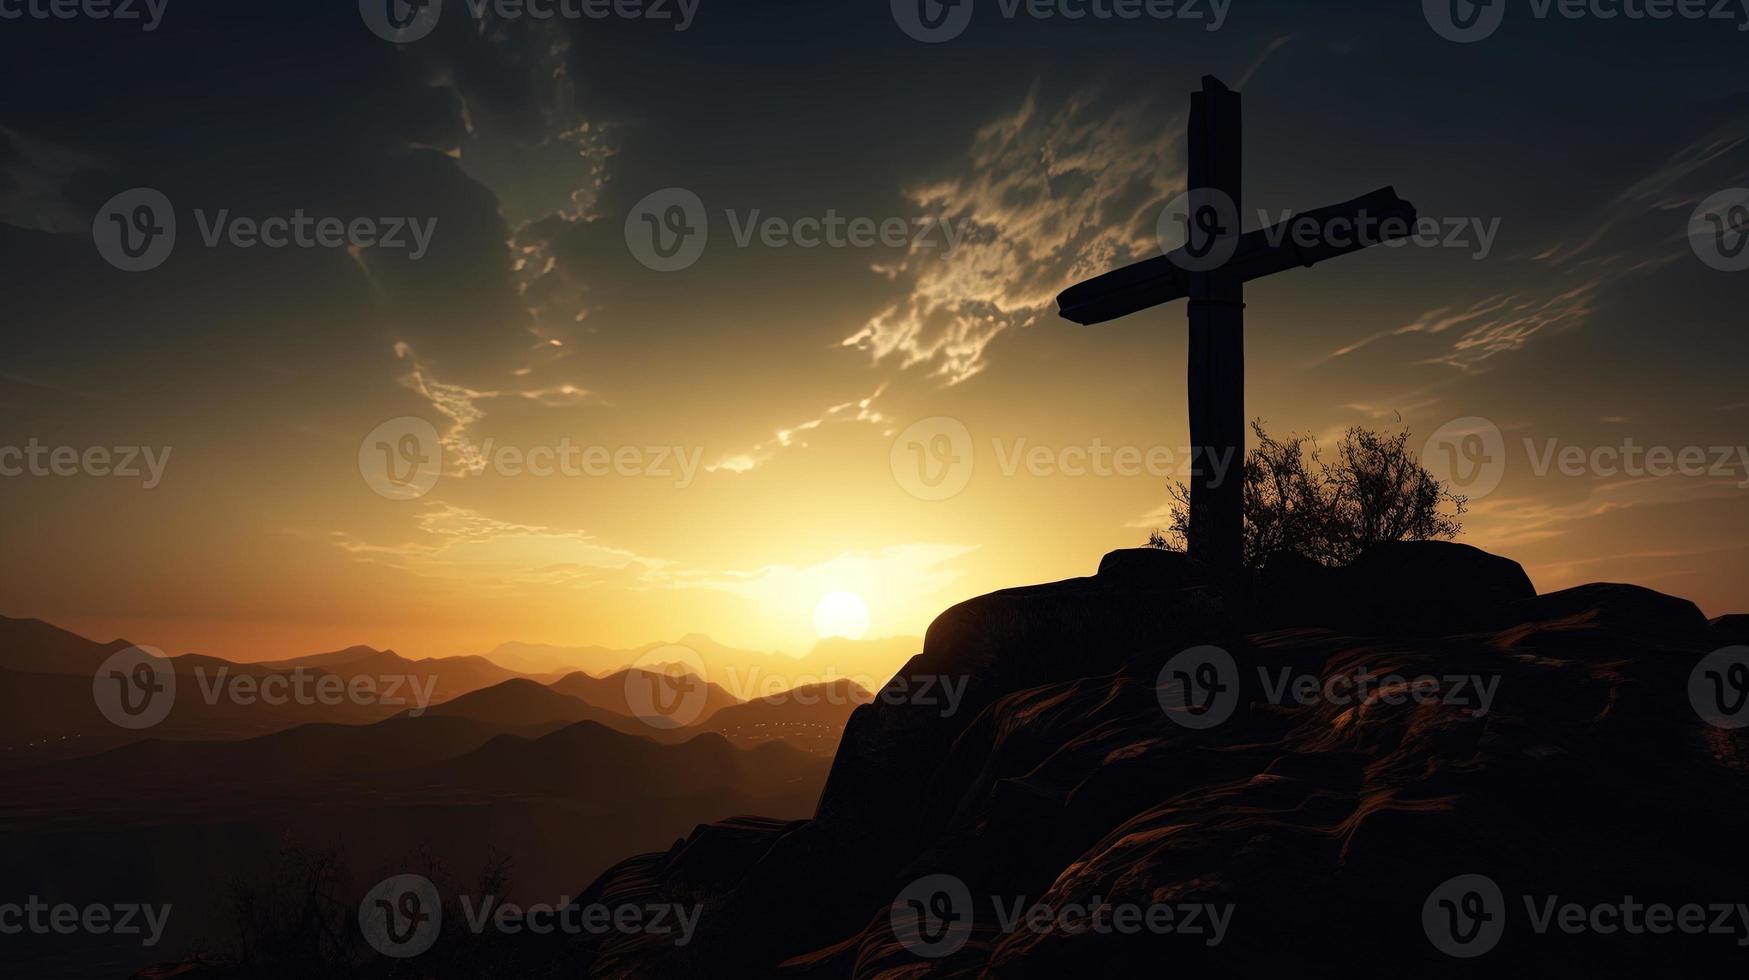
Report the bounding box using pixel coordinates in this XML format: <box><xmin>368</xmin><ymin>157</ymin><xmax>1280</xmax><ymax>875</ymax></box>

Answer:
<box><xmin>1149</xmin><ymin>421</ymin><xmax>1466</xmax><ymax>567</ymax></box>
<box><xmin>221</xmin><ymin>840</ymin><xmax>545</xmax><ymax>979</ymax></box>
<box><xmin>227</xmin><ymin>842</ymin><xmax>357</xmax><ymax>979</ymax></box>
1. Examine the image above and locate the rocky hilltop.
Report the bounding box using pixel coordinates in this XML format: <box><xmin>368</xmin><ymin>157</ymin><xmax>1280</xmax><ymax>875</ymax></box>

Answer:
<box><xmin>126</xmin><ymin>543</ymin><xmax>1749</xmax><ymax>977</ymax></box>
<box><xmin>562</xmin><ymin>543</ymin><xmax>1749</xmax><ymax>976</ymax></box>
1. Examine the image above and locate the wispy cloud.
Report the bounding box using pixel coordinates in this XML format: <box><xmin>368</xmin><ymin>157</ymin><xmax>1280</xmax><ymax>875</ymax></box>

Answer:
<box><xmin>322</xmin><ymin>503</ymin><xmax>660</xmax><ymax>589</ymax></box>
<box><xmin>1322</xmin><ymin>294</ymin><xmax>1515</xmax><ymax>362</ymax></box>
<box><xmin>390</xmin><ymin>342</ymin><xmax>602</xmax><ymax>474</ymax></box>
<box><xmin>0</xmin><ymin>371</ymin><xmax>98</xmax><ymax>399</ymax></box>
<box><xmin>519</xmin><ymin>383</ymin><xmax>595</xmax><ymax>408</ymax></box>
<box><xmin>1335</xmin><ymin>107</ymin><xmax>1748</xmax><ymax>370</ymax></box>
<box><xmin>1467</xmin><ymin>475</ymin><xmax>1744</xmax><ymax>552</ymax></box>
<box><xmin>707</xmin><ymin>385</ymin><xmax>890</xmax><ymax>474</ymax></box>
<box><xmin>394</xmin><ymin>342</ymin><xmax>500</xmax><ymax>474</ymax></box>
<box><xmin>841</xmin><ymin>39</ymin><xmax>1300</xmax><ymax>386</ymax></box>
<box><xmin>318</xmin><ymin>507</ymin><xmax>976</xmax><ymax>628</ymax></box>
<box><xmin>1424</xmin><ymin>279</ymin><xmax>1605</xmax><ymax>371</ymax></box>
<box><xmin>842</xmin><ymin>83</ymin><xmax>1186</xmax><ymax>385</ymax></box>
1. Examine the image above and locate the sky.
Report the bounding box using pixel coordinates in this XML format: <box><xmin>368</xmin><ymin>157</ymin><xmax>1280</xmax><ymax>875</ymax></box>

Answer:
<box><xmin>1</xmin><ymin>0</ymin><xmax>1746</xmax><ymax>661</ymax></box>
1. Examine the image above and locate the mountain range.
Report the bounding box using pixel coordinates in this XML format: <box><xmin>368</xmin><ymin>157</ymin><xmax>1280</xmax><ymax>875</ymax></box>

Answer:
<box><xmin>0</xmin><ymin>614</ymin><xmax>902</xmax><ymax>768</ymax></box>
<box><xmin>0</xmin><ymin>615</ymin><xmax>870</xmax><ymax>978</ymax></box>
<box><xmin>484</xmin><ymin>633</ymin><xmax>921</xmax><ymax>697</ymax></box>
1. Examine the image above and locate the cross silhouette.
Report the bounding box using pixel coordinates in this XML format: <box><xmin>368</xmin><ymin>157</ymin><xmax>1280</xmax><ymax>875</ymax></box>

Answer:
<box><xmin>1058</xmin><ymin>76</ymin><xmax>1417</xmax><ymax>583</ymax></box>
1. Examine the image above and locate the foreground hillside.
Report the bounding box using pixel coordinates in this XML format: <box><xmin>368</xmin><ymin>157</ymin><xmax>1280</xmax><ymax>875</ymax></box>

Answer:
<box><xmin>121</xmin><ymin>543</ymin><xmax>1749</xmax><ymax>976</ymax></box>
<box><xmin>0</xmin><ymin>619</ymin><xmax>522</xmax><ymax>766</ymax></box>
<box><xmin>0</xmin><ymin>715</ymin><xmax>828</xmax><ymax>978</ymax></box>
<box><xmin>0</xmin><ymin>616</ymin><xmax>889</xmax><ymax>772</ymax></box>
<box><xmin>562</xmin><ymin>543</ymin><xmax>1749</xmax><ymax>976</ymax></box>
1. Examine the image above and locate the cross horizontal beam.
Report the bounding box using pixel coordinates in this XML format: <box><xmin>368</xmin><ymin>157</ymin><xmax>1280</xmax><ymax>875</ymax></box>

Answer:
<box><xmin>1056</xmin><ymin>186</ymin><xmax>1417</xmax><ymax>326</ymax></box>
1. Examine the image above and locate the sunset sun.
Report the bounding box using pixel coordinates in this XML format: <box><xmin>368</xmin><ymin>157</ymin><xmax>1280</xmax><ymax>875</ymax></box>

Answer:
<box><xmin>813</xmin><ymin>591</ymin><xmax>871</xmax><ymax>640</ymax></box>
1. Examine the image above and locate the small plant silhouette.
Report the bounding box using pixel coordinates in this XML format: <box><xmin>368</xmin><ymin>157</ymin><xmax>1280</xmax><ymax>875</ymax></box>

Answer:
<box><xmin>1150</xmin><ymin>421</ymin><xmax>1466</xmax><ymax>567</ymax></box>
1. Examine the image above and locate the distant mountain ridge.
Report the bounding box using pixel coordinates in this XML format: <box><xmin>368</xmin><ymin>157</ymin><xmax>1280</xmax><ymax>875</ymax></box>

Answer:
<box><xmin>703</xmin><ymin>678</ymin><xmax>874</xmax><ymax>757</ymax></box>
<box><xmin>256</xmin><ymin>646</ymin><xmax>523</xmax><ymax>702</ymax></box>
<box><xmin>1</xmin><ymin>613</ymin><xmax>920</xmax><ymax>703</ymax></box>
<box><xmin>549</xmin><ymin>667</ymin><xmax>741</xmax><ymax>726</ymax></box>
<box><xmin>0</xmin><ymin>614</ymin><xmax>135</xmax><ymax>675</ymax></box>
<box><xmin>0</xmin><ymin>702</ymin><xmax>830</xmax><ymax>977</ymax></box>
<box><xmin>0</xmin><ymin>616</ymin><xmax>877</xmax><ymax>768</ymax></box>
<box><xmin>0</xmin><ymin>620</ymin><xmax>846</xmax><ymax>976</ymax></box>
<box><xmin>417</xmin><ymin>675</ymin><xmax>746</xmax><ymax>739</ymax></box>
<box><xmin>483</xmin><ymin>633</ymin><xmax>922</xmax><ymax>697</ymax></box>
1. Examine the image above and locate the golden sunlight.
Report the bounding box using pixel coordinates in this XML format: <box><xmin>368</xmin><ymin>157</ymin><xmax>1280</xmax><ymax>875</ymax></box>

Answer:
<box><xmin>812</xmin><ymin>591</ymin><xmax>871</xmax><ymax>640</ymax></box>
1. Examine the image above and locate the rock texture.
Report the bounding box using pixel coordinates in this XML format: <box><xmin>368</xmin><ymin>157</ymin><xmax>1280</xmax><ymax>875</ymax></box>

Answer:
<box><xmin>124</xmin><ymin>545</ymin><xmax>1749</xmax><ymax>978</ymax></box>
<box><xmin>566</xmin><ymin>545</ymin><xmax>1749</xmax><ymax>977</ymax></box>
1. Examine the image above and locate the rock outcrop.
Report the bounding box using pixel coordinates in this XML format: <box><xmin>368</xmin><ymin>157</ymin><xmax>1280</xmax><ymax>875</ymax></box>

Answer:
<box><xmin>567</xmin><ymin>544</ymin><xmax>1749</xmax><ymax>976</ymax></box>
<box><xmin>1713</xmin><ymin>614</ymin><xmax>1749</xmax><ymax>645</ymax></box>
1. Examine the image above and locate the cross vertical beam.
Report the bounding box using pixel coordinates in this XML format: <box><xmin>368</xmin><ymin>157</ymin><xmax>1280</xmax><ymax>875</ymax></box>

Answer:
<box><xmin>1056</xmin><ymin>77</ymin><xmax>1418</xmax><ymax>590</ymax></box>
<box><xmin>1186</xmin><ymin>75</ymin><xmax>1244</xmax><ymax>581</ymax></box>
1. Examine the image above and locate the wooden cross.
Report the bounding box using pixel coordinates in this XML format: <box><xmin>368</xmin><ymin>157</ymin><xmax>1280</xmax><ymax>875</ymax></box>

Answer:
<box><xmin>1058</xmin><ymin>75</ymin><xmax>1417</xmax><ymax>583</ymax></box>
